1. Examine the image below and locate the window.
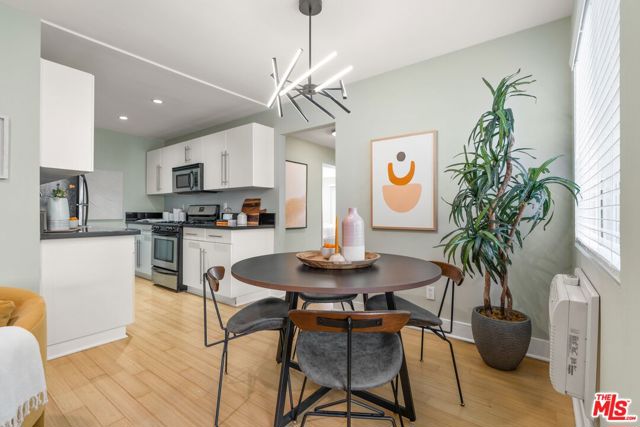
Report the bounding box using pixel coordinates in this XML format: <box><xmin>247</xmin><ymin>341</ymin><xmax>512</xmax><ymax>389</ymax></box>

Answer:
<box><xmin>321</xmin><ymin>163</ymin><xmax>336</xmax><ymax>242</ymax></box>
<box><xmin>574</xmin><ymin>0</ymin><xmax>621</xmax><ymax>271</ymax></box>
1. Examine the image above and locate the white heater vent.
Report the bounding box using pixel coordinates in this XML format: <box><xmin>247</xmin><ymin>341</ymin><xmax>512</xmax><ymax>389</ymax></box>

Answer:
<box><xmin>549</xmin><ymin>269</ymin><xmax>599</xmax><ymax>425</ymax></box>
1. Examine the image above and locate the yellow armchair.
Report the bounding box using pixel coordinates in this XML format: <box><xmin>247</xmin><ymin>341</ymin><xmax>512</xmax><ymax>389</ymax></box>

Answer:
<box><xmin>0</xmin><ymin>287</ymin><xmax>46</xmax><ymax>427</ymax></box>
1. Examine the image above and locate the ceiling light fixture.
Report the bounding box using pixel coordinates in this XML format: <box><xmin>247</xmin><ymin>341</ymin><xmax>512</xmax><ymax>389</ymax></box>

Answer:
<box><xmin>331</xmin><ymin>129</ymin><xmax>336</xmax><ymax>137</ymax></box>
<box><xmin>118</xmin><ymin>115</ymin><xmax>128</xmax><ymax>121</ymax></box>
<box><xmin>268</xmin><ymin>0</ymin><xmax>352</xmax><ymax>121</ymax></box>
<box><xmin>152</xmin><ymin>99</ymin><xmax>163</xmax><ymax>104</ymax></box>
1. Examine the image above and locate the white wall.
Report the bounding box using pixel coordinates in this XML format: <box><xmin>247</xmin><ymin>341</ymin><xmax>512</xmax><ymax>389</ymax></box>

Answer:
<box><xmin>0</xmin><ymin>4</ymin><xmax>41</xmax><ymax>292</ymax></box>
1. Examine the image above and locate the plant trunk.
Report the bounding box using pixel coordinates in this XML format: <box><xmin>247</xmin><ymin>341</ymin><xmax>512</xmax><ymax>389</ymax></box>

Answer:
<box><xmin>499</xmin><ymin>272</ymin><xmax>508</xmax><ymax>317</ymax></box>
<box><xmin>483</xmin><ymin>271</ymin><xmax>492</xmax><ymax>315</ymax></box>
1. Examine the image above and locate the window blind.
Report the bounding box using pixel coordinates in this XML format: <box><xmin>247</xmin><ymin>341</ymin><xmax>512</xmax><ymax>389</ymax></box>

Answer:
<box><xmin>574</xmin><ymin>0</ymin><xmax>620</xmax><ymax>271</ymax></box>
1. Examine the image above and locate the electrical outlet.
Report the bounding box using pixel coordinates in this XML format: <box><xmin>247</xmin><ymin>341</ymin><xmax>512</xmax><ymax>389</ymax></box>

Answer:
<box><xmin>426</xmin><ymin>285</ymin><xmax>436</xmax><ymax>301</ymax></box>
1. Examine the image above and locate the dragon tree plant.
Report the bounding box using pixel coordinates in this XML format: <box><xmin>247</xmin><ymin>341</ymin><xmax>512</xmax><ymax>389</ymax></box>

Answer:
<box><xmin>442</xmin><ymin>70</ymin><xmax>579</xmax><ymax>320</ymax></box>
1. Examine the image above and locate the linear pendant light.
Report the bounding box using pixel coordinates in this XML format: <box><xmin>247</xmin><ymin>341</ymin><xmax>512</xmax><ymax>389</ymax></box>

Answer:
<box><xmin>267</xmin><ymin>0</ymin><xmax>352</xmax><ymax>121</ymax></box>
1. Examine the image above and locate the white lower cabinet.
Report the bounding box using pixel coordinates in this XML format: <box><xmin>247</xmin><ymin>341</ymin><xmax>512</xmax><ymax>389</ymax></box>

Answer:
<box><xmin>182</xmin><ymin>227</ymin><xmax>274</xmax><ymax>306</ymax></box>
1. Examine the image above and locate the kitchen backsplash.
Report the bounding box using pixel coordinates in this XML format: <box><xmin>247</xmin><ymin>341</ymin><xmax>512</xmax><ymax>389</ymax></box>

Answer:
<box><xmin>163</xmin><ymin>187</ymin><xmax>276</xmax><ymax>213</ymax></box>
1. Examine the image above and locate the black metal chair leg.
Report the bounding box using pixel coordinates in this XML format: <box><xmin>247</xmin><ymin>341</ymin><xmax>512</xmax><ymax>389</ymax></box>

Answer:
<box><xmin>348</xmin><ymin>300</ymin><xmax>355</xmax><ymax>311</ymax></box>
<box><xmin>444</xmin><ymin>334</ymin><xmax>464</xmax><ymax>406</ymax></box>
<box><xmin>293</xmin><ymin>376</ymin><xmax>308</xmax><ymax>420</ymax></box>
<box><xmin>302</xmin><ymin>301</ymin><xmax>310</xmax><ymax>310</ymax></box>
<box><xmin>420</xmin><ymin>327</ymin><xmax>425</xmax><ymax>362</ymax></box>
<box><xmin>391</xmin><ymin>376</ymin><xmax>405</xmax><ymax>427</ymax></box>
<box><xmin>341</xmin><ymin>302</ymin><xmax>346</xmax><ymax>311</ymax></box>
<box><xmin>214</xmin><ymin>331</ymin><xmax>229</xmax><ymax>426</ymax></box>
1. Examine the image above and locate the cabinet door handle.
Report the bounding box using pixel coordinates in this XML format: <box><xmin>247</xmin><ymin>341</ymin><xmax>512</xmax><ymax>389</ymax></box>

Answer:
<box><xmin>156</xmin><ymin>165</ymin><xmax>161</xmax><ymax>191</ymax></box>
<box><xmin>137</xmin><ymin>239</ymin><xmax>141</xmax><ymax>267</ymax></box>
<box><xmin>220</xmin><ymin>152</ymin><xmax>224</xmax><ymax>186</ymax></box>
<box><xmin>184</xmin><ymin>232</ymin><xmax>198</xmax><ymax>236</ymax></box>
<box><xmin>184</xmin><ymin>146</ymin><xmax>187</xmax><ymax>162</ymax></box>
<box><xmin>199</xmin><ymin>248</ymin><xmax>203</xmax><ymax>285</ymax></box>
<box><xmin>208</xmin><ymin>234</ymin><xmax>223</xmax><ymax>239</ymax></box>
<box><xmin>224</xmin><ymin>151</ymin><xmax>229</xmax><ymax>186</ymax></box>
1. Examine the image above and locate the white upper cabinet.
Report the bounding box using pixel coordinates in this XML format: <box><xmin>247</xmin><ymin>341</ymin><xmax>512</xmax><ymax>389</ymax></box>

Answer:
<box><xmin>146</xmin><ymin>148</ymin><xmax>163</xmax><ymax>195</ymax></box>
<box><xmin>146</xmin><ymin>123</ymin><xmax>274</xmax><ymax>194</ymax></box>
<box><xmin>225</xmin><ymin>123</ymin><xmax>274</xmax><ymax>189</ymax></box>
<box><xmin>202</xmin><ymin>131</ymin><xmax>226</xmax><ymax>190</ymax></box>
<box><xmin>40</xmin><ymin>59</ymin><xmax>95</xmax><ymax>176</ymax></box>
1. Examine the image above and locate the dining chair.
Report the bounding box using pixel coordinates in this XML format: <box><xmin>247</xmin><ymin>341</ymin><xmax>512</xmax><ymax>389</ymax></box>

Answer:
<box><xmin>364</xmin><ymin>260</ymin><xmax>465</xmax><ymax>406</ymax></box>
<box><xmin>289</xmin><ymin>310</ymin><xmax>411</xmax><ymax>427</ymax></box>
<box><xmin>202</xmin><ymin>266</ymin><xmax>293</xmax><ymax>426</ymax></box>
<box><xmin>299</xmin><ymin>292</ymin><xmax>357</xmax><ymax>310</ymax></box>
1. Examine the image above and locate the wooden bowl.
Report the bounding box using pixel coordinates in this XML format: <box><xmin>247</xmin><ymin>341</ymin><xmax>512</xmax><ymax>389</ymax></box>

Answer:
<box><xmin>296</xmin><ymin>251</ymin><xmax>381</xmax><ymax>270</ymax></box>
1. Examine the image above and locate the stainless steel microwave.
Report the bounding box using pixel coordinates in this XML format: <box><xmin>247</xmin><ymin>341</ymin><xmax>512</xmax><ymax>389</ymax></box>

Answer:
<box><xmin>172</xmin><ymin>163</ymin><xmax>204</xmax><ymax>193</ymax></box>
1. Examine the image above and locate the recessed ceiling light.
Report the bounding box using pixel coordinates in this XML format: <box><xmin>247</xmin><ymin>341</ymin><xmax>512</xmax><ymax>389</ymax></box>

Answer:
<box><xmin>152</xmin><ymin>99</ymin><xmax>163</xmax><ymax>104</ymax></box>
<box><xmin>331</xmin><ymin>130</ymin><xmax>336</xmax><ymax>137</ymax></box>
<box><xmin>118</xmin><ymin>115</ymin><xmax>128</xmax><ymax>121</ymax></box>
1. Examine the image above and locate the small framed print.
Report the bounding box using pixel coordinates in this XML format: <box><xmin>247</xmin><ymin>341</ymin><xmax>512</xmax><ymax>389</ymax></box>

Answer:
<box><xmin>371</xmin><ymin>130</ymin><xmax>438</xmax><ymax>231</ymax></box>
<box><xmin>285</xmin><ymin>160</ymin><xmax>308</xmax><ymax>229</ymax></box>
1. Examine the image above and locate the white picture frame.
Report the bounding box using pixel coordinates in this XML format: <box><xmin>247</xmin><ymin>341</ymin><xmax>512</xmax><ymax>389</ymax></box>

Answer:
<box><xmin>370</xmin><ymin>130</ymin><xmax>438</xmax><ymax>231</ymax></box>
<box><xmin>0</xmin><ymin>115</ymin><xmax>8</xmax><ymax>179</ymax></box>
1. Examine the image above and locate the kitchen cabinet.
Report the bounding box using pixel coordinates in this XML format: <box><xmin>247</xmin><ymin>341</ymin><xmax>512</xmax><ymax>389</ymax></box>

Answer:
<box><xmin>182</xmin><ymin>227</ymin><xmax>274</xmax><ymax>306</ymax></box>
<box><xmin>146</xmin><ymin>122</ymin><xmax>274</xmax><ymax>194</ymax></box>
<box><xmin>41</xmin><ymin>235</ymin><xmax>135</xmax><ymax>359</ymax></box>
<box><xmin>134</xmin><ymin>230</ymin><xmax>152</xmax><ymax>279</ymax></box>
<box><xmin>146</xmin><ymin>148</ymin><xmax>163</xmax><ymax>195</ymax></box>
<box><xmin>202</xmin><ymin>131</ymin><xmax>226</xmax><ymax>190</ymax></box>
<box><xmin>40</xmin><ymin>59</ymin><xmax>95</xmax><ymax>182</ymax></box>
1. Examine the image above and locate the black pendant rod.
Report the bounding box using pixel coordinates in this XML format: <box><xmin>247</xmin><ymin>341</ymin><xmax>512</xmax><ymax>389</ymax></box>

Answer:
<box><xmin>308</xmin><ymin>4</ymin><xmax>312</xmax><ymax>89</ymax></box>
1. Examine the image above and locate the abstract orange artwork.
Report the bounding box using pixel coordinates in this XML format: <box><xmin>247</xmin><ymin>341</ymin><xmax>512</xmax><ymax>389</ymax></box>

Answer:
<box><xmin>371</xmin><ymin>130</ymin><xmax>437</xmax><ymax>230</ymax></box>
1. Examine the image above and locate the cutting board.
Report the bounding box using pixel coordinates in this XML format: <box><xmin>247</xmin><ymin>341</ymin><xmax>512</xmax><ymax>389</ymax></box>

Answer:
<box><xmin>241</xmin><ymin>198</ymin><xmax>261</xmax><ymax>226</ymax></box>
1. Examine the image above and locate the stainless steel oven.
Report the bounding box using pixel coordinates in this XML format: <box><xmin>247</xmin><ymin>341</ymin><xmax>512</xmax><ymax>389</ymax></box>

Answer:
<box><xmin>151</xmin><ymin>224</ymin><xmax>185</xmax><ymax>291</ymax></box>
<box><xmin>172</xmin><ymin>163</ymin><xmax>204</xmax><ymax>193</ymax></box>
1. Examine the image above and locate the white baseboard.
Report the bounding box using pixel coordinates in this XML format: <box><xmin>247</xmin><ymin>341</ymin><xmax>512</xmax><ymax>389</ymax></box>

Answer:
<box><xmin>47</xmin><ymin>327</ymin><xmax>127</xmax><ymax>360</ymax></box>
<box><xmin>350</xmin><ymin>300</ymin><xmax>550</xmax><ymax>362</ymax></box>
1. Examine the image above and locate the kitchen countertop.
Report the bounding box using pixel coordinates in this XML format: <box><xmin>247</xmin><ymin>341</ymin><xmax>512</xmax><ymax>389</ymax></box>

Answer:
<box><xmin>182</xmin><ymin>224</ymin><xmax>275</xmax><ymax>230</ymax></box>
<box><xmin>41</xmin><ymin>227</ymin><xmax>141</xmax><ymax>240</ymax></box>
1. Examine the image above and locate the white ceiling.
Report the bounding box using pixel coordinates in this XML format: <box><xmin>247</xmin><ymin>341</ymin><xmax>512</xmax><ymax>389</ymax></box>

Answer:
<box><xmin>4</xmin><ymin>0</ymin><xmax>573</xmax><ymax>140</ymax></box>
<box><xmin>288</xmin><ymin>124</ymin><xmax>336</xmax><ymax>149</ymax></box>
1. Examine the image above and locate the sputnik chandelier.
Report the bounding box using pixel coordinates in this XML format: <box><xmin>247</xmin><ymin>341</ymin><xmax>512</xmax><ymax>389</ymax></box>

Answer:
<box><xmin>267</xmin><ymin>0</ymin><xmax>352</xmax><ymax>121</ymax></box>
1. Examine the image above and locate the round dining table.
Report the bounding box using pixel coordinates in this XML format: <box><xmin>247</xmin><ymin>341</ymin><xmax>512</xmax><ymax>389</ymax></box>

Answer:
<box><xmin>232</xmin><ymin>252</ymin><xmax>442</xmax><ymax>427</ymax></box>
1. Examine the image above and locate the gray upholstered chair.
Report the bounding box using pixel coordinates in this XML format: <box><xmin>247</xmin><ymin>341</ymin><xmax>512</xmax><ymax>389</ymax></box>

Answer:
<box><xmin>365</xmin><ymin>260</ymin><xmax>465</xmax><ymax>406</ymax></box>
<box><xmin>202</xmin><ymin>266</ymin><xmax>292</xmax><ymax>426</ymax></box>
<box><xmin>290</xmin><ymin>310</ymin><xmax>411</xmax><ymax>427</ymax></box>
<box><xmin>299</xmin><ymin>292</ymin><xmax>357</xmax><ymax>310</ymax></box>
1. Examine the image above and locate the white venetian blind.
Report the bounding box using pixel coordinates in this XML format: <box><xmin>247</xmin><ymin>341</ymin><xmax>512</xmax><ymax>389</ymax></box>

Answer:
<box><xmin>574</xmin><ymin>0</ymin><xmax>621</xmax><ymax>271</ymax></box>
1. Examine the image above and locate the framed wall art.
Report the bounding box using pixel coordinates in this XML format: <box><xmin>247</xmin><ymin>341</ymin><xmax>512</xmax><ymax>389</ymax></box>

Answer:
<box><xmin>370</xmin><ymin>130</ymin><xmax>437</xmax><ymax>231</ymax></box>
<box><xmin>0</xmin><ymin>115</ymin><xmax>8</xmax><ymax>179</ymax></box>
<box><xmin>285</xmin><ymin>160</ymin><xmax>308</xmax><ymax>229</ymax></box>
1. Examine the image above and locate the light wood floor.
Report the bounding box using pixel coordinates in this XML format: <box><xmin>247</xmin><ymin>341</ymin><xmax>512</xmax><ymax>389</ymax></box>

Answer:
<box><xmin>44</xmin><ymin>278</ymin><xmax>573</xmax><ymax>427</ymax></box>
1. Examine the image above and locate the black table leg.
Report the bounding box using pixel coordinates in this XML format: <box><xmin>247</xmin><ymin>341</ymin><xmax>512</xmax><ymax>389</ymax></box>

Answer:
<box><xmin>273</xmin><ymin>292</ymin><xmax>299</xmax><ymax>427</ymax></box>
<box><xmin>385</xmin><ymin>291</ymin><xmax>417</xmax><ymax>421</ymax></box>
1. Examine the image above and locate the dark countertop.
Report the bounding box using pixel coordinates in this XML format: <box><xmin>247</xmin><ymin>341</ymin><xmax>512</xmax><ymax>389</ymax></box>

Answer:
<box><xmin>41</xmin><ymin>228</ymin><xmax>141</xmax><ymax>240</ymax></box>
<box><xmin>182</xmin><ymin>224</ymin><xmax>275</xmax><ymax>230</ymax></box>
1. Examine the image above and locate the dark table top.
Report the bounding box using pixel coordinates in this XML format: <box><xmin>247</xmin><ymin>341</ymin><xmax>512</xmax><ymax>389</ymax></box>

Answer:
<box><xmin>231</xmin><ymin>252</ymin><xmax>442</xmax><ymax>295</ymax></box>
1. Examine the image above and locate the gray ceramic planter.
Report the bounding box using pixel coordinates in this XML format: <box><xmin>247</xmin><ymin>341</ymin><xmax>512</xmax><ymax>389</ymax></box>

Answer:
<box><xmin>471</xmin><ymin>306</ymin><xmax>532</xmax><ymax>371</ymax></box>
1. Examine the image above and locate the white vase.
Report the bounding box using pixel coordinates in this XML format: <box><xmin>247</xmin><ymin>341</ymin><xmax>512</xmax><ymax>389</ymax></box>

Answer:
<box><xmin>342</xmin><ymin>207</ymin><xmax>365</xmax><ymax>262</ymax></box>
<box><xmin>47</xmin><ymin>197</ymin><xmax>70</xmax><ymax>231</ymax></box>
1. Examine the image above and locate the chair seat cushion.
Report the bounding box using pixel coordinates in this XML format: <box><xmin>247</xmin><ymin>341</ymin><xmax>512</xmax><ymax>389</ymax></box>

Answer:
<box><xmin>297</xmin><ymin>331</ymin><xmax>403</xmax><ymax>391</ymax></box>
<box><xmin>300</xmin><ymin>293</ymin><xmax>357</xmax><ymax>303</ymax></box>
<box><xmin>365</xmin><ymin>294</ymin><xmax>442</xmax><ymax>327</ymax></box>
<box><xmin>226</xmin><ymin>297</ymin><xmax>289</xmax><ymax>335</ymax></box>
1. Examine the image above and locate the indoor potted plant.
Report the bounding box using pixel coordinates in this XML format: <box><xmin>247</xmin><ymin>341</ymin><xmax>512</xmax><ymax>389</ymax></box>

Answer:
<box><xmin>441</xmin><ymin>70</ymin><xmax>579</xmax><ymax>370</ymax></box>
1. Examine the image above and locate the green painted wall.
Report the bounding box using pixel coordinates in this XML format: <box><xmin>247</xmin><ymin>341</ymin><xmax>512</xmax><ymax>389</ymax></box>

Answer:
<box><xmin>168</xmin><ymin>19</ymin><xmax>573</xmax><ymax>342</ymax></box>
<box><xmin>0</xmin><ymin>4</ymin><xmax>41</xmax><ymax>292</ymax></box>
<box><xmin>284</xmin><ymin>136</ymin><xmax>335</xmax><ymax>252</ymax></box>
<box><xmin>90</xmin><ymin>128</ymin><xmax>164</xmax><ymax>226</ymax></box>
<box><xmin>576</xmin><ymin>0</ymin><xmax>640</xmax><ymax>416</ymax></box>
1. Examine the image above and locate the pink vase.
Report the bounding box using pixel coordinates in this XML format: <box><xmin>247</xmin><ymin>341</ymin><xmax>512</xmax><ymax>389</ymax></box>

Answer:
<box><xmin>342</xmin><ymin>208</ymin><xmax>365</xmax><ymax>261</ymax></box>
